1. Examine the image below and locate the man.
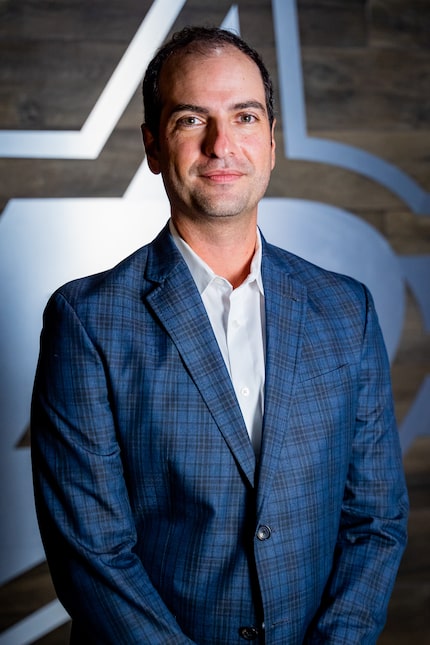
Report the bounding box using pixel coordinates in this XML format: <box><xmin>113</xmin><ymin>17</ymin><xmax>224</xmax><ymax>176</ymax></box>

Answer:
<box><xmin>31</xmin><ymin>26</ymin><xmax>408</xmax><ymax>644</ymax></box>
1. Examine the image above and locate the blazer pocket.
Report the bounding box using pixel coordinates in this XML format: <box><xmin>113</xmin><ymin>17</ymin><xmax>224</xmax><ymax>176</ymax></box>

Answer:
<box><xmin>291</xmin><ymin>363</ymin><xmax>357</xmax><ymax>452</ymax></box>
<box><xmin>295</xmin><ymin>362</ymin><xmax>354</xmax><ymax>399</ymax></box>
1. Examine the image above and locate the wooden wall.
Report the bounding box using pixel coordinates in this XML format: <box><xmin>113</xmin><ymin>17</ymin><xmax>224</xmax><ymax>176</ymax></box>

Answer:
<box><xmin>0</xmin><ymin>0</ymin><xmax>429</xmax><ymax>642</ymax></box>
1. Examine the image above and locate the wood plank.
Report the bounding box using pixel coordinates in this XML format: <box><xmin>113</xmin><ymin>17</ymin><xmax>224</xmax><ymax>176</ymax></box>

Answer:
<box><xmin>0</xmin><ymin>0</ymin><xmax>153</xmax><ymax>42</ymax></box>
<box><xmin>300</xmin><ymin>47</ymin><xmax>430</xmax><ymax>132</ymax></box>
<box><xmin>297</xmin><ymin>0</ymin><xmax>368</xmax><ymax>48</ymax></box>
<box><xmin>309</xmin><ymin>130</ymin><xmax>430</xmax><ymax>193</ymax></box>
<box><xmin>0</xmin><ymin>1</ymin><xmax>428</xmax><ymax>643</ymax></box>
<box><xmin>369</xmin><ymin>0</ymin><xmax>430</xmax><ymax>49</ymax></box>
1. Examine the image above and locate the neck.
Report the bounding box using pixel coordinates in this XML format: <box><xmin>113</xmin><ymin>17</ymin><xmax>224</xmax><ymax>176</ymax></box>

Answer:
<box><xmin>172</xmin><ymin>215</ymin><xmax>258</xmax><ymax>289</ymax></box>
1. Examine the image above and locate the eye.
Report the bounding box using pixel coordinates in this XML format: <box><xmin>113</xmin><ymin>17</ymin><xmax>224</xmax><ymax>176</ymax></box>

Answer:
<box><xmin>238</xmin><ymin>113</ymin><xmax>257</xmax><ymax>124</ymax></box>
<box><xmin>177</xmin><ymin>115</ymin><xmax>204</xmax><ymax>127</ymax></box>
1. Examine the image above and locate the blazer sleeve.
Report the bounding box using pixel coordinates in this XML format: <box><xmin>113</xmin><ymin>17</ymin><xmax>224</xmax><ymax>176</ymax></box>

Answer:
<box><xmin>31</xmin><ymin>291</ymin><xmax>195</xmax><ymax>644</ymax></box>
<box><xmin>305</xmin><ymin>286</ymin><xmax>409</xmax><ymax>644</ymax></box>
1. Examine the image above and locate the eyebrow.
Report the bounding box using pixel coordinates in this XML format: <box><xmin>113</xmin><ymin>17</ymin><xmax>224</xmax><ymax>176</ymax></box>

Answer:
<box><xmin>233</xmin><ymin>101</ymin><xmax>267</xmax><ymax>113</ymax></box>
<box><xmin>170</xmin><ymin>104</ymin><xmax>210</xmax><ymax>116</ymax></box>
<box><xmin>169</xmin><ymin>100</ymin><xmax>267</xmax><ymax>117</ymax></box>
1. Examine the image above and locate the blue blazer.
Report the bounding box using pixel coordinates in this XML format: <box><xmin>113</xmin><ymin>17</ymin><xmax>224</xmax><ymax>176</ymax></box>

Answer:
<box><xmin>31</xmin><ymin>224</ymin><xmax>408</xmax><ymax>644</ymax></box>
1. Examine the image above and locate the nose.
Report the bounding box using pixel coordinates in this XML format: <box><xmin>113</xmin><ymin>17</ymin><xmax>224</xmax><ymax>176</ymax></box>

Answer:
<box><xmin>203</xmin><ymin>120</ymin><xmax>236</xmax><ymax>158</ymax></box>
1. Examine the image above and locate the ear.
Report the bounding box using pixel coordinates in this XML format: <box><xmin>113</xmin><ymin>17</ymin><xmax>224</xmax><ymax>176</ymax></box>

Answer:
<box><xmin>141</xmin><ymin>124</ymin><xmax>161</xmax><ymax>175</ymax></box>
<box><xmin>270</xmin><ymin>118</ymin><xmax>276</xmax><ymax>170</ymax></box>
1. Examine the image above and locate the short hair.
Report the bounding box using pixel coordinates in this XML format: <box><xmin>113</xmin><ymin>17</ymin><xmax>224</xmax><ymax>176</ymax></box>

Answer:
<box><xmin>142</xmin><ymin>26</ymin><xmax>274</xmax><ymax>139</ymax></box>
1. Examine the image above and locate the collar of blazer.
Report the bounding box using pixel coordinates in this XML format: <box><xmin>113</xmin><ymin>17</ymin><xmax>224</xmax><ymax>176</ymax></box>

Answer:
<box><xmin>143</xmin><ymin>224</ymin><xmax>307</xmax><ymax>498</ymax></box>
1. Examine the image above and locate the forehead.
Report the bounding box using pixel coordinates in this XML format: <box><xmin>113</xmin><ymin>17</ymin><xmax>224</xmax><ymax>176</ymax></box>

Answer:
<box><xmin>158</xmin><ymin>45</ymin><xmax>265</xmax><ymax>106</ymax></box>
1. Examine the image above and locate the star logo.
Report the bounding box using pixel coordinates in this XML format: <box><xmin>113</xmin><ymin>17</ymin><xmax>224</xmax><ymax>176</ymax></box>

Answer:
<box><xmin>0</xmin><ymin>1</ymin><xmax>428</xmax><ymax>641</ymax></box>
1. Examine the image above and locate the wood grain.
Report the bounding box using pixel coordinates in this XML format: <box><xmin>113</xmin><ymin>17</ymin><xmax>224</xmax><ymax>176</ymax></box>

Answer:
<box><xmin>0</xmin><ymin>0</ymin><xmax>428</xmax><ymax>642</ymax></box>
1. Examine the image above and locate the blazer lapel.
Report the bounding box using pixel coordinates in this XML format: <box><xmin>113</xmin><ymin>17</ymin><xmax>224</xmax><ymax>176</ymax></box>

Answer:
<box><xmin>144</xmin><ymin>227</ymin><xmax>256</xmax><ymax>487</ymax></box>
<box><xmin>256</xmin><ymin>242</ymin><xmax>307</xmax><ymax>513</ymax></box>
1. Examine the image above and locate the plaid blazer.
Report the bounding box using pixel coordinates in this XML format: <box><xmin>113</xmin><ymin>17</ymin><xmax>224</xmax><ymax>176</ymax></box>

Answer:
<box><xmin>31</xmin><ymin>224</ymin><xmax>408</xmax><ymax>644</ymax></box>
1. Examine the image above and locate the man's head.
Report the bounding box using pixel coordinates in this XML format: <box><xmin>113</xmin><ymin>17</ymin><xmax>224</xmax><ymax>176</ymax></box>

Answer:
<box><xmin>142</xmin><ymin>26</ymin><xmax>274</xmax><ymax>141</ymax></box>
<box><xmin>141</xmin><ymin>26</ymin><xmax>276</xmax><ymax>226</ymax></box>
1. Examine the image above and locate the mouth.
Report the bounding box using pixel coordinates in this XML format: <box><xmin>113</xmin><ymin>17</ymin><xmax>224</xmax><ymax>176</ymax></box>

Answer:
<box><xmin>200</xmin><ymin>169</ymin><xmax>244</xmax><ymax>184</ymax></box>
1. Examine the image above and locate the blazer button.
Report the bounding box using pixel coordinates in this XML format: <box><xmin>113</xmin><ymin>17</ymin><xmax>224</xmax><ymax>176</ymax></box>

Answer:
<box><xmin>256</xmin><ymin>524</ymin><xmax>272</xmax><ymax>541</ymax></box>
<box><xmin>239</xmin><ymin>626</ymin><xmax>259</xmax><ymax>640</ymax></box>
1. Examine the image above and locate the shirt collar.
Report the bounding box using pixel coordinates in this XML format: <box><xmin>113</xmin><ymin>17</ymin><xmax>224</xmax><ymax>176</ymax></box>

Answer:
<box><xmin>169</xmin><ymin>219</ymin><xmax>264</xmax><ymax>296</ymax></box>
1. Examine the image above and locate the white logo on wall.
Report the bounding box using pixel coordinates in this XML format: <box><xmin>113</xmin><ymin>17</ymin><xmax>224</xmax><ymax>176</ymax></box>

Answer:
<box><xmin>0</xmin><ymin>0</ymin><xmax>429</xmax><ymax>641</ymax></box>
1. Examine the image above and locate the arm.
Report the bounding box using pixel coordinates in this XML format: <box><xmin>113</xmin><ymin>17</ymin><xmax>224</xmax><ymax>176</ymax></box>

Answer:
<box><xmin>31</xmin><ymin>291</ymin><xmax>195</xmax><ymax>644</ymax></box>
<box><xmin>305</xmin><ymin>287</ymin><xmax>409</xmax><ymax>644</ymax></box>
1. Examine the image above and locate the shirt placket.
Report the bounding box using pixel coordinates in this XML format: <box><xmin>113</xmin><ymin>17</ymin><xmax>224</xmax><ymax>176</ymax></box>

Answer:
<box><xmin>227</xmin><ymin>285</ymin><xmax>263</xmax><ymax>453</ymax></box>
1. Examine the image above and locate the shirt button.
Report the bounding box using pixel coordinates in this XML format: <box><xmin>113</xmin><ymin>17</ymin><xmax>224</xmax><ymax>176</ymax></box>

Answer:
<box><xmin>239</xmin><ymin>626</ymin><xmax>259</xmax><ymax>640</ymax></box>
<box><xmin>256</xmin><ymin>525</ymin><xmax>272</xmax><ymax>541</ymax></box>
<box><xmin>241</xmin><ymin>387</ymin><xmax>250</xmax><ymax>397</ymax></box>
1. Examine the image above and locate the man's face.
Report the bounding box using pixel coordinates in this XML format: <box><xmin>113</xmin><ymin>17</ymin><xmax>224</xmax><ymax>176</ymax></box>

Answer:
<box><xmin>143</xmin><ymin>45</ymin><xmax>276</xmax><ymax>225</ymax></box>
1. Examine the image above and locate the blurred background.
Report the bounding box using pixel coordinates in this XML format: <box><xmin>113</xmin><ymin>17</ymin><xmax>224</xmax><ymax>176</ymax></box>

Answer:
<box><xmin>0</xmin><ymin>0</ymin><xmax>429</xmax><ymax>643</ymax></box>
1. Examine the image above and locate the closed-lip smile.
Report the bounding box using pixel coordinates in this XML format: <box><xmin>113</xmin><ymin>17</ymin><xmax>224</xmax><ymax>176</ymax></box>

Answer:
<box><xmin>201</xmin><ymin>170</ymin><xmax>244</xmax><ymax>183</ymax></box>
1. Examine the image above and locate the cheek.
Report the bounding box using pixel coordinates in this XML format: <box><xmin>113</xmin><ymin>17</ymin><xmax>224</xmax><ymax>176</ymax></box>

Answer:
<box><xmin>164</xmin><ymin>139</ymin><xmax>198</xmax><ymax>175</ymax></box>
<box><xmin>244</xmin><ymin>135</ymin><xmax>274</xmax><ymax>163</ymax></box>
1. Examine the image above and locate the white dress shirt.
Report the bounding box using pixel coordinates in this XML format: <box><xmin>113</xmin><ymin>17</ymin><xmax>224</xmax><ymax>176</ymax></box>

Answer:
<box><xmin>170</xmin><ymin>221</ymin><xmax>266</xmax><ymax>455</ymax></box>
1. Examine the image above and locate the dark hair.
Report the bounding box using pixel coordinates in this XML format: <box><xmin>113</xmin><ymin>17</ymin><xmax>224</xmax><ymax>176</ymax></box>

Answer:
<box><xmin>142</xmin><ymin>26</ymin><xmax>274</xmax><ymax>138</ymax></box>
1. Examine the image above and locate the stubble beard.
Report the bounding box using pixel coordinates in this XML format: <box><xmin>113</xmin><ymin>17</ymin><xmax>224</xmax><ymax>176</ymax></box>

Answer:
<box><xmin>187</xmin><ymin>171</ymin><xmax>271</xmax><ymax>222</ymax></box>
<box><xmin>189</xmin><ymin>189</ymin><xmax>253</xmax><ymax>221</ymax></box>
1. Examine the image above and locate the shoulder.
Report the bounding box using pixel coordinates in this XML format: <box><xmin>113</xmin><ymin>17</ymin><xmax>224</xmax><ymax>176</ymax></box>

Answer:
<box><xmin>49</xmin><ymin>224</ymin><xmax>175</xmax><ymax>311</ymax></box>
<box><xmin>262</xmin><ymin>241</ymin><xmax>384</xmax><ymax>368</ymax></box>
<box><xmin>263</xmin><ymin>239</ymin><xmax>369</xmax><ymax>309</ymax></box>
<box><xmin>52</xmin><ymin>244</ymin><xmax>151</xmax><ymax>310</ymax></box>
<box><xmin>261</xmin><ymin>240</ymin><xmax>377</xmax><ymax>354</ymax></box>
